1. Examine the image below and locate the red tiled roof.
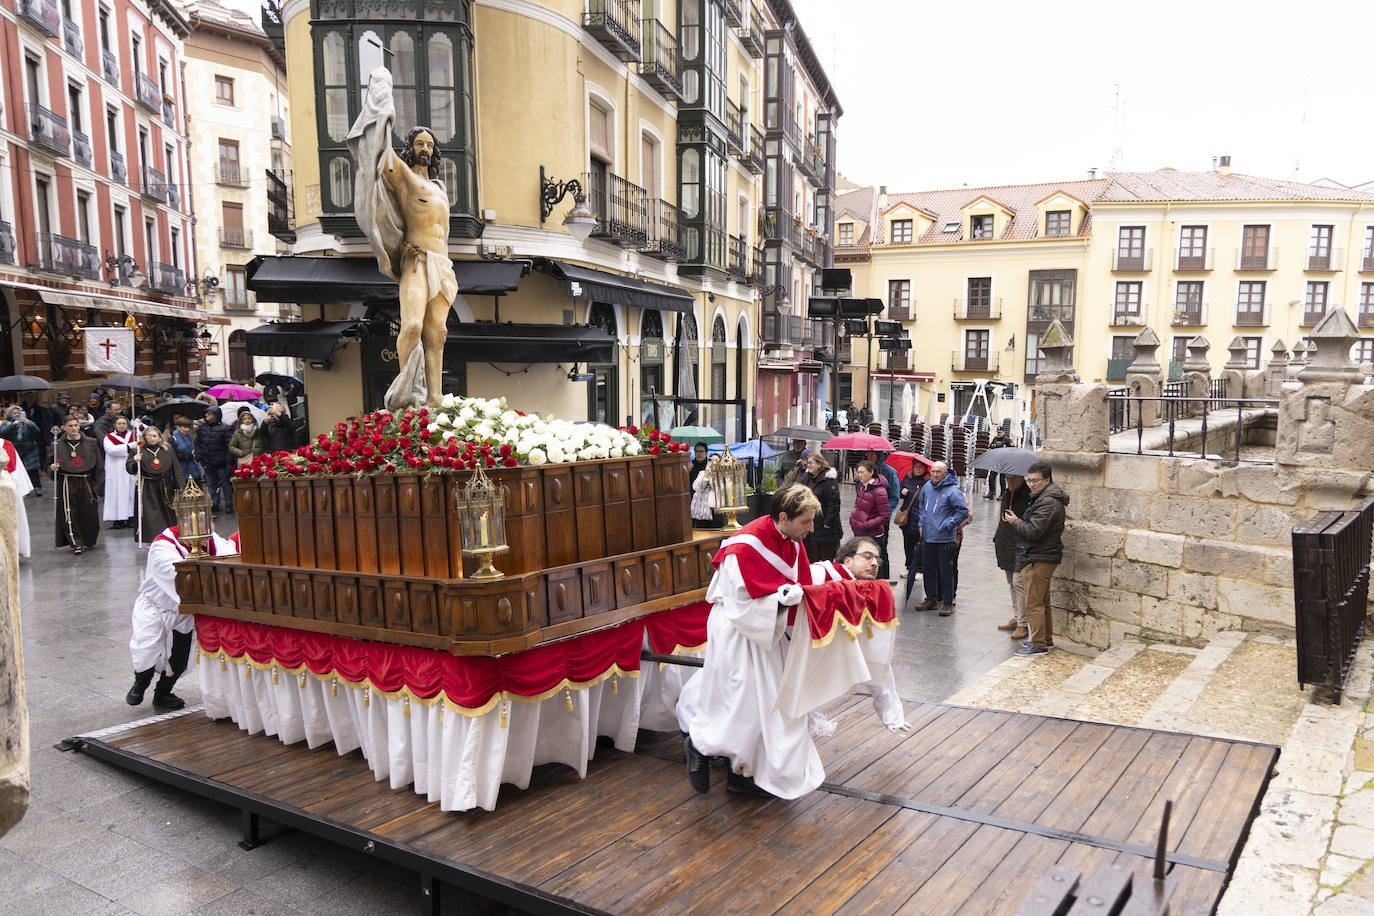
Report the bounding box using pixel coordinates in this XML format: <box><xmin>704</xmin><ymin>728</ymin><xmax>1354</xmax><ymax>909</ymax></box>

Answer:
<box><xmin>1096</xmin><ymin>170</ymin><xmax>1374</xmax><ymax>203</ymax></box>
<box><xmin>872</xmin><ymin>179</ymin><xmax>1107</xmax><ymax>244</ymax></box>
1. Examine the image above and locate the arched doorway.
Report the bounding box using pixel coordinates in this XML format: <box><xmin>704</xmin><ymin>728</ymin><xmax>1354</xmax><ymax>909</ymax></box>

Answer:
<box><xmin>587</xmin><ymin>302</ymin><xmax>618</xmax><ymax>424</ymax></box>
<box><xmin>228</xmin><ymin>329</ymin><xmax>252</xmax><ymax>381</ymax></box>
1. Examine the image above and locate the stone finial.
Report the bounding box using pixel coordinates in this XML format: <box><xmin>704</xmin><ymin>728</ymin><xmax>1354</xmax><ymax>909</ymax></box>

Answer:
<box><xmin>1268</xmin><ymin>338</ymin><xmax>1289</xmax><ymax>370</ymax></box>
<box><xmin>1034</xmin><ymin>320</ymin><xmax>1078</xmax><ymax>383</ymax></box>
<box><xmin>1183</xmin><ymin>335</ymin><xmax>1211</xmax><ymax>374</ymax></box>
<box><xmin>1224</xmin><ymin>336</ymin><xmax>1249</xmax><ymax>370</ymax></box>
<box><xmin>1291</xmin><ymin>339</ymin><xmax>1311</xmax><ymax>365</ymax></box>
<box><xmin>1299</xmin><ymin>307</ymin><xmax>1362</xmax><ymax>381</ymax></box>
<box><xmin>1126</xmin><ymin>326</ymin><xmax>1162</xmax><ymax>376</ymax></box>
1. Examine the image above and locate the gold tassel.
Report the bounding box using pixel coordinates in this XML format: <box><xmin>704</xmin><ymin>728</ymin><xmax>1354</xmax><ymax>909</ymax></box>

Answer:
<box><xmin>245</xmin><ymin>665</ymin><xmax>252</xmax><ymax>678</ymax></box>
<box><xmin>865</xmin><ymin>623</ymin><xmax>874</xmax><ymax>640</ymax></box>
<box><xmin>565</xmin><ymin>687</ymin><xmax>574</xmax><ymax>713</ymax></box>
<box><xmin>272</xmin><ymin>668</ymin><xmax>279</xmax><ymax>685</ymax></box>
<box><xmin>220</xmin><ymin>654</ymin><xmax>227</xmax><ymax>671</ymax></box>
<box><xmin>439</xmin><ymin>706</ymin><xmax>444</xmax><ymax>725</ymax></box>
<box><xmin>331</xmin><ymin>678</ymin><xmax>338</xmax><ymax>697</ymax></box>
<box><xmin>403</xmin><ymin>696</ymin><xmax>411</xmax><ymax>718</ymax></box>
<box><xmin>299</xmin><ymin>674</ymin><xmax>307</xmax><ymax>689</ymax></box>
<box><xmin>499</xmin><ymin>698</ymin><xmax>508</xmax><ymax>728</ymax></box>
<box><xmin>610</xmin><ymin>676</ymin><xmax>618</xmax><ymax>695</ymax></box>
<box><xmin>364</xmin><ymin>689</ymin><xmax>370</xmax><ymax>709</ymax></box>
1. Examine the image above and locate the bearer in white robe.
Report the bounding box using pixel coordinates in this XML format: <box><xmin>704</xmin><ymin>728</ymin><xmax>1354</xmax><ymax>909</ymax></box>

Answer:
<box><xmin>1</xmin><ymin>438</ymin><xmax>31</xmax><ymax>557</ymax></box>
<box><xmin>127</xmin><ymin>524</ymin><xmax>239</xmax><ymax>709</ymax></box>
<box><xmin>811</xmin><ymin>536</ymin><xmax>908</xmax><ymax>731</ymax></box>
<box><xmin>102</xmin><ymin>417</ymin><xmax>137</xmax><ymax>528</ymax></box>
<box><xmin>677</xmin><ymin>484</ymin><xmax>823</xmax><ymax>799</ymax></box>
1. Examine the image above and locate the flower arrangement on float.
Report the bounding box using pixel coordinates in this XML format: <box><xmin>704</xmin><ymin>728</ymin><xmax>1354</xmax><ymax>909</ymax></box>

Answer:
<box><xmin>232</xmin><ymin>394</ymin><xmax>689</xmax><ymax>480</ymax></box>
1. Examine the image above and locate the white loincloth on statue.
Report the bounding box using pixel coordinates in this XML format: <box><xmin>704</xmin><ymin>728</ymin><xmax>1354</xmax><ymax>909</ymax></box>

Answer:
<box><xmin>676</xmin><ymin>554</ymin><xmax>823</xmax><ymax>799</ymax></box>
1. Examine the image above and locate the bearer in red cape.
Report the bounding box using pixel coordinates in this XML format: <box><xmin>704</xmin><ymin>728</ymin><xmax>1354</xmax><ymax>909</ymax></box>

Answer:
<box><xmin>126</xmin><ymin>522</ymin><xmax>240</xmax><ymax>709</ymax></box>
<box><xmin>677</xmin><ymin>484</ymin><xmax>822</xmax><ymax>799</ymax></box>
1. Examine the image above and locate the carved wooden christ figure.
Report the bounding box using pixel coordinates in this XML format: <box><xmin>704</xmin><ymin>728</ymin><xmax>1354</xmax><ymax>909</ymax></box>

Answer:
<box><xmin>348</xmin><ymin>68</ymin><xmax>459</xmax><ymax>410</ymax></box>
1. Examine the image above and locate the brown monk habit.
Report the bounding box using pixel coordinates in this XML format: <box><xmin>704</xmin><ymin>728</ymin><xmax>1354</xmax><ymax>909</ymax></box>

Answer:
<box><xmin>55</xmin><ymin>433</ymin><xmax>103</xmax><ymax>550</ymax></box>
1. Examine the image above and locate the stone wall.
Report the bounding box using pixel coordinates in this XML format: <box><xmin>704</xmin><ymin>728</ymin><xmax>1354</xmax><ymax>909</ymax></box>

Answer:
<box><xmin>1038</xmin><ymin>379</ymin><xmax>1374</xmax><ymax>650</ymax></box>
<box><xmin>0</xmin><ymin>471</ymin><xmax>26</xmax><ymax>836</ymax></box>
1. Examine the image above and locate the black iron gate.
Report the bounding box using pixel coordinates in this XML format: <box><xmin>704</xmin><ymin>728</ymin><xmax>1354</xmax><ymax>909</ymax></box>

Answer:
<box><xmin>1292</xmin><ymin>496</ymin><xmax>1374</xmax><ymax>700</ymax></box>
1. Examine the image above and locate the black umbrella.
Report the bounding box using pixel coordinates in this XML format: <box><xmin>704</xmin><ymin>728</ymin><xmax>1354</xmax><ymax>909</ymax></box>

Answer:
<box><xmin>198</xmin><ymin>377</ymin><xmax>236</xmax><ymax>388</ymax></box>
<box><xmin>163</xmin><ymin>384</ymin><xmax>202</xmax><ymax>398</ymax></box>
<box><xmin>765</xmin><ymin>424</ymin><xmax>832</xmax><ymax>442</ymax></box>
<box><xmin>100</xmin><ymin>373</ymin><xmax>160</xmax><ymax>395</ymax></box>
<box><xmin>0</xmin><ymin>375</ymin><xmax>54</xmax><ymax>392</ymax></box>
<box><xmin>148</xmin><ymin>397</ymin><xmax>209</xmax><ymax>428</ymax></box>
<box><xmin>255</xmin><ymin>372</ymin><xmax>304</xmax><ymax>393</ymax></box>
<box><xmin>970</xmin><ymin>447</ymin><xmax>1038</xmax><ymax>476</ymax></box>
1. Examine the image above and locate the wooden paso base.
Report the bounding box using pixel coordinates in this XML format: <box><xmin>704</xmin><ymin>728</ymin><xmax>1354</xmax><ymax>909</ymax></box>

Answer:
<box><xmin>69</xmin><ymin>697</ymin><xmax>1277</xmax><ymax>914</ymax></box>
<box><xmin>231</xmin><ymin>454</ymin><xmax>692</xmax><ymax>580</ymax></box>
<box><xmin>176</xmin><ymin>532</ymin><xmax>725</xmax><ymax>655</ymax></box>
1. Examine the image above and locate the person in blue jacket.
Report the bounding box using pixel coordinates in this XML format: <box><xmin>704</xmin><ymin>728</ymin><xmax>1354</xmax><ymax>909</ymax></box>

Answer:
<box><xmin>915</xmin><ymin>460</ymin><xmax>970</xmax><ymax>615</ymax></box>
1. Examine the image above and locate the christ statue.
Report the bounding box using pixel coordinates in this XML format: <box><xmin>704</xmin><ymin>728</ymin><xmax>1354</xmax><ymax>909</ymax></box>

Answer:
<box><xmin>347</xmin><ymin>68</ymin><xmax>459</xmax><ymax>409</ymax></box>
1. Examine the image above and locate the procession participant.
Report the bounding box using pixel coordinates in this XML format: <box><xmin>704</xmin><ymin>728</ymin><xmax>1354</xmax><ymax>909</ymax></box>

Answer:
<box><xmin>50</xmin><ymin>415</ymin><xmax>102</xmax><ymax>554</ymax></box>
<box><xmin>813</xmin><ymin>537</ymin><xmax>908</xmax><ymax>731</ymax></box>
<box><xmin>127</xmin><ymin>426</ymin><xmax>183</xmax><ymax>543</ymax></box>
<box><xmin>126</xmin><ymin>520</ymin><xmax>240</xmax><ymax>709</ymax></box>
<box><xmin>678</xmin><ymin>484</ymin><xmax>822</xmax><ymax>799</ymax></box>
<box><xmin>1</xmin><ymin>437</ymin><xmax>32</xmax><ymax>557</ymax></box>
<box><xmin>102</xmin><ymin>417</ymin><xmax>138</xmax><ymax>529</ymax></box>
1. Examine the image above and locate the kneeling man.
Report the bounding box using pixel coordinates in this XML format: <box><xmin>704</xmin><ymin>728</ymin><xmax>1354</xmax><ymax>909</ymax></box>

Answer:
<box><xmin>678</xmin><ymin>484</ymin><xmax>821</xmax><ymax>798</ymax></box>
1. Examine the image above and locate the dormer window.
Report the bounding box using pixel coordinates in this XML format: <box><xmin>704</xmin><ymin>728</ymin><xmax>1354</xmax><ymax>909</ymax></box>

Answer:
<box><xmin>942</xmin><ymin>221</ymin><xmax>959</xmax><ymax>233</ymax></box>
<box><xmin>890</xmin><ymin>219</ymin><xmax>912</xmax><ymax>243</ymax></box>
<box><xmin>971</xmin><ymin>215</ymin><xmax>994</xmax><ymax>239</ymax></box>
<box><xmin>1045</xmin><ymin>210</ymin><xmax>1070</xmax><ymax>237</ymax></box>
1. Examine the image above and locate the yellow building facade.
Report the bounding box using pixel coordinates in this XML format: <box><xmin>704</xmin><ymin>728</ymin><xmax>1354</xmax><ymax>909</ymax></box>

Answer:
<box><xmin>271</xmin><ymin>0</ymin><xmax>838</xmax><ymax>436</ymax></box>
<box><xmin>835</xmin><ymin>166</ymin><xmax>1374</xmax><ymax>424</ymax></box>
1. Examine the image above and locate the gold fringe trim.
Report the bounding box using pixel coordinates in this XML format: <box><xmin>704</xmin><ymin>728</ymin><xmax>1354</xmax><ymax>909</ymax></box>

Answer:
<box><xmin>203</xmin><ymin>647</ymin><xmax>641</xmax><ymax>719</ymax></box>
<box><xmin>809</xmin><ymin>609</ymin><xmax>900</xmax><ymax>649</ymax></box>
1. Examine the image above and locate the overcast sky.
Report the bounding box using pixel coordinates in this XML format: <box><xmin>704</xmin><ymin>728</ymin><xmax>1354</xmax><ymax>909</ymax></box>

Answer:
<box><xmin>787</xmin><ymin>0</ymin><xmax>1374</xmax><ymax>193</ymax></box>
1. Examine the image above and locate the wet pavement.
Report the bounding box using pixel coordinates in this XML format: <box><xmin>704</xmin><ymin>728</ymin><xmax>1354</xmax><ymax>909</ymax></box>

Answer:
<box><xmin>1</xmin><ymin>475</ymin><xmax>1019</xmax><ymax>914</ymax></box>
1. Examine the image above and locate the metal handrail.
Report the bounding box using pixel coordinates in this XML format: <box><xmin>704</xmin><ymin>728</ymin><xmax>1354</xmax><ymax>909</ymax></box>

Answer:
<box><xmin>1106</xmin><ymin>390</ymin><xmax>1279</xmax><ymax>463</ymax></box>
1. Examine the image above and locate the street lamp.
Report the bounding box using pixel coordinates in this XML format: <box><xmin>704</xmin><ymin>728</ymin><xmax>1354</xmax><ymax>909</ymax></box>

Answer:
<box><xmin>540</xmin><ymin>166</ymin><xmax>597</xmax><ymax>243</ymax></box>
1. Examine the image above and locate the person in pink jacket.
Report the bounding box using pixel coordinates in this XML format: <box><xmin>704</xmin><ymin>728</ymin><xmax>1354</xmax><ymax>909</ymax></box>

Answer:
<box><xmin>848</xmin><ymin>460</ymin><xmax>890</xmax><ymax>546</ymax></box>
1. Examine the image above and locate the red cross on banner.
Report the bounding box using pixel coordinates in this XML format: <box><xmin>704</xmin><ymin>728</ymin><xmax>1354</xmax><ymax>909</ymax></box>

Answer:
<box><xmin>83</xmin><ymin>327</ymin><xmax>136</xmax><ymax>374</ymax></box>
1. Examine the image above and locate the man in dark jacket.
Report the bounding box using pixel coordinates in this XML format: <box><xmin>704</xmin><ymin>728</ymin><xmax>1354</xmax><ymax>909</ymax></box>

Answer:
<box><xmin>262</xmin><ymin>403</ymin><xmax>298</xmax><ymax>453</ymax></box>
<box><xmin>194</xmin><ymin>407</ymin><xmax>235</xmax><ymax>514</ymax></box>
<box><xmin>1006</xmin><ymin>461</ymin><xmax>1069</xmax><ymax>656</ymax></box>
<box><xmin>91</xmin><ymin>401</ymin><xmax>125</xmax><ymax>441</ymax></box>
<box><xmin>992</xmin><ymin>474</ymin><xmax>1032</xmax><ymax>639</ymax></box>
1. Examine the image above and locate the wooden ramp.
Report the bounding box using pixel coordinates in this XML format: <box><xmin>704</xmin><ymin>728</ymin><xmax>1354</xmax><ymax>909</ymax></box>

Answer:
<box><xmin>69</xmin><ymin>698</ymin><xmax>1276</xmax><ymax>915</ymax></box>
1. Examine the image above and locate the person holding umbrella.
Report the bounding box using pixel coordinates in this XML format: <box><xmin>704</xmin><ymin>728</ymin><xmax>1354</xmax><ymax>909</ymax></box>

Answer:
<box><xmin>984</xmin><ymin>426</ymin><xmax>1014</xmax><ymax>499</ymax></box>
<box><xmin>1</xmin><ymin>405</ymin><xmax>44</xmax><ymax>496</ymax></box>
<box><xmin>863</xmin><ymin>450</ymin><xmax>900</xmax><ymax>581</ymax></box>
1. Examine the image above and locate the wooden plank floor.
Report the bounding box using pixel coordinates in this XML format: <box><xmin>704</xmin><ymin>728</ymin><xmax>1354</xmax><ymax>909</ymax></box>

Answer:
<box><xmin>74</xmin><ymin>699</ymin><xmax>1276</xmax><ymax>915</ymax></box>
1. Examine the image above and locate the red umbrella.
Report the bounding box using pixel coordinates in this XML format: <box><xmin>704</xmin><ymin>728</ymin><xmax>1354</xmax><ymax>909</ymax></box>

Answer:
<box><xmin>885</xmin><ymin>451</ymin><xmax>934</xmax><ymax>479</ymax></box>
<box><xmin>822</xmin><ymin>432</ymin><xmax>894</xmax><ymax>451</ymax></box>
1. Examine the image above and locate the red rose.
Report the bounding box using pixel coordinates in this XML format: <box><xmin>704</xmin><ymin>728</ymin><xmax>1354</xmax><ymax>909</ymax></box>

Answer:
<box><xmin>628</xmin><ymin>425</ymin><xmax>639</xmax><ymax>435</ymax></box>
<box><xmin>484</xmin><ymin>456</ymin><xmax>495</xmax><ymax>467</ymax></box>
<box><xmin>499</xmin><ymin>444</ymin><xmax>512</xmax><ymax>457</ymax></box>
<box><xmin>399</xmin><ymin>436</ymin><xmax>412</xmax><ymax>448</ymax></box>
<box><xmin>649</xmin><ymin>444</ymin><xmax>661</xmax><ymax>455</ymax></box>
<box><xmin>361</xmin><ymin>445</ymin><xmax>375</xmax><ymax>457</ymax></box>
<box><xmin>466</xmin><ymin>459</ymin><xmax>477</xmax><ymax>469</ymax></box>
<box><xmin>266</xmin><ymin>469</ymin><xmax>278</xmax><ymax>478</ymax></box>
<box><xmin>446</xmin><ymin>444</ymin><xmax>459</xmax><ymax>458</ymax></box>
<box><xmin>503</xmin><ymin>456</ymin><xmax>518</xmax><ymax>467</ymax></box>
<box><xmin>648</xmin><ymin>429</ymin><xmax>660</xmax><ymax>441</ymax></box>
<box><xmin>334</xmin><ymin>422</ymin><xmax>347</xmax><ymax>432</ymax></box>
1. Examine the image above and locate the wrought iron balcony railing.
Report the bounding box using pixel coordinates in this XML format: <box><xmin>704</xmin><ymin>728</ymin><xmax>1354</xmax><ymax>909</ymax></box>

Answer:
<box><xmin>738</xmin><ymin>2</ymin><xmax>764</xmax><ymax>57</ymax></box>
<box><xmin>110</xmin><ymin>151</ymin><xmax>127</xmax><ymax>186</ymax></box>
<box><xmin>1171</xmin><ymin>304</ymin><xmax>1206</xmax><ymax>326</ymax></box>
<box><xmin>219</xmin><ymin>227</ymin><xmax>252</xmax><ymax>249</ymax></box>
<box><xmin>761</xmin><ymin>310</ymin><xmax>796</xmax><ymax>348</ymax></box>
<box><xmin>886</xmin><ymin>301</ymin><xmax>911</xmax><ymax>320</ymax></box>
<box><xmin>72</xmin><ymin>130</ymin><xmax>92</xmax><ymax>168</ymax></box>
<box><xmin>0</xmin><ymin>222</ymin><xmax>15</xmax><ymax>265</ymax></box>
<box><xmin>751</xmin><ymin>244</ymin><xmax>766</xmax><ymax>287</ymax></box>
<box><xmin>764</xmin><ymin>206</ymin><xmax>796</xmax><ymax>247</ymax></box>
<box><xmin>217</xmin><ymin>163</ymin><xmax>245</xmax><ymax>187</ymax></box>
<box><xmin>167</xmin><ymin>180</ymin><xmax>181</xmax><ymax>211</ymax></box>
<box><xmin>1306</xmin><ymin>248</ymin><xmax>1343</xmax><ymax>271</ymax></box>
<box><xmin>1112</xmin><ymin>249</ymin><xmax>1152</xmax><ymax>271</ymax></box>
<box><xmin>102</xmin><ymin>49</ymin><xmax>119</xmax><ymax>86</ymax></box>
<box><xmin>135</xmin><ymin>71</ymin><xmax>162</xmax><ymax>112</ymax></box>
<box><xmin>640</xmin><ymin>198</ymin><xmax>685</xmax><ymax>261</ymax></box>
<box><xmin>163</xmin><ymin>98</ymin><xmax>177</xmax><ymax>130</ymax></box>
<box><xmin>584</xmin><ymin>170</ymin><xmax>647</xmax><ymax>248</ymax></box>
<box><xmin>26</xmin><ymin>103</ymin><xmax>70</xmax><ymax>157</ymax></box>
<box><xmin>638</xmin><ymin>19</ymin><xmax>683</xmax><ymax>100</ymax></box>
<box><xmin>584</xmin><ymin>0</ymin><xmax>642</xmax><ymax>63</ymax></box>
<box><xmin>141</xmin><ymin>165</ymin><xmax>168</xmax><ymax>204</ymax></box>
<box><xmin>1233</xmin><ymin>310</ymin><xmax>1267</xmax><ymax>327</ymax></box>
<box><xmin>725</xmin><ymin>98</ymin><xmax>744</xmax><ymax>154</ymax></box>
<box><xmin>1109</xmin><ymin>310</ymin><xmax>1145</xmax><ymax>327</ymax></box>
<box><xmin>952</xmin><ymin>350</ymin><xmax>1000</xmax><ymax>373</ymax></box>
<box><xmin>1236</xmin><ymin>246</ymin><xmax>1277</xmax><ymax>271</ymax></box>
<box><xmin>223</xmin><ymin>288</ymin><xmax>254</xmax><ymax>310</ymax></box>
<box><xmin>17</xmin><ymin>0</ymin><xmax>60</xmax><ymax>37</ymax></box>
<box><xmin>745</xmin><ymin>124</ymin><xmax>764</xmax><ymax>173</ymax></box>
<box><xmin>953</xmin><ymin>297</ymin><xmax>1003</xmax><ymax>320</ymax></box>
<box><xmin>727</xmin><ymin>235</ymin><xmax>747</xmax><ymax>281</ymax></box>
<box><xmin>721</xmin><ymin>0</ymin><xmax>743</xmax><ymax>27</ymax></box>
<box><xmin>149</xmin><ymin>262</ymin><xmax>184</xmax><ymax>296</ymax></box>
<box><xmin>1175</xmin><ymin>247</ymin><xmax>1213</xmax><ymax>271</ymax></box>
<box><xmin>1363</xmin><ymin>253</ymin><xmax>1374</xmax><ymax>272</ymax></box>
<box><xmin>35</xmin><ymin>232</ymin><xmax>100</xmax><ymax>279</ymax></box>
<box><xmin>62</xmin><ymin>16</ymin><xmax>82</xmax><ymax>57</ymax></box>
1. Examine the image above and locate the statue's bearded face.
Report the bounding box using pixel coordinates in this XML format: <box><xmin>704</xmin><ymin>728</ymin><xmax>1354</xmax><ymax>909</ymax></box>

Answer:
<box><xmin>410</xmin><ymin>131</ymin><xmax>435</xmax><ymax>166</ymax></box>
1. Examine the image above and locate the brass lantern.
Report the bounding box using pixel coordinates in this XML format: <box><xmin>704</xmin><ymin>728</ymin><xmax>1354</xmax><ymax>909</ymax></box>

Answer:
<box><xmin>173</xmin><ymin>477</ymin><xmax>213</xmax><ymax>557</ymax></box>
<box><xmin>456</xmin><ymin>464</ymin><xmax>508</xmax><ymax>580</ymax></box>
<box><xmin>710</xmin><ymin>445</ymin><xmax>748</xmax><ymax>531</ymax></box>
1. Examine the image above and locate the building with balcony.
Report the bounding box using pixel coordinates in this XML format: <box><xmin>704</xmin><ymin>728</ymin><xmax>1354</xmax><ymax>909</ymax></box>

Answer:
<box><xmin>834</xmin><ymin>162</ymin><xmax>1374</xmax><ymax>423</ymax></box>
<box><xmin>181</xmin><ymin>0</ymin><xmax>296</xmax><ymax>383</ymax></box>
<box><xmin>0</xmin><ymin>0</ymin><xmax>215</xmax><ymax>392</ymax></box>
<box><xmin>263</xmin><ymin>0</ymin><xmax>837</xmax><ymax>437</ymax></box>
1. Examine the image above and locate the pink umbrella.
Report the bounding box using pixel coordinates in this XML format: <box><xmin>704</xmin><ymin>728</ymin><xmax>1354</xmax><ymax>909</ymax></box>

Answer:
<box><xmin>205</xmin><ymin>383</ymin><xmax>261</xmax><ymax>400</ymax></box>
<box><xmin>822</xmin><ymin>432</ymin><xmax>894</xmax><ymax>452</ymax></box>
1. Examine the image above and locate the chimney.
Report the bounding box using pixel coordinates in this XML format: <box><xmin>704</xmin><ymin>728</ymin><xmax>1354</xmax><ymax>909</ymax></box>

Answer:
<box><xmin>877</xmin><ymin>185</ymin><xmax>887</xmax><ymax>209</ymax></box>
<box><xmin>1087</xmin><ymin>167</ymin><xmax>1097</xmax><ymax>179</ymax></box>
<box><xmin>1218</xmin><ymin>155</ymin><xmax>1232</xmax><ymax>177</ymax></box>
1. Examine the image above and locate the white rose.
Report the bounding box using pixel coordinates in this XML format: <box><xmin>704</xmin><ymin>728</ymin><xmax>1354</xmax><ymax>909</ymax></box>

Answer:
<box><xmin>547</xmin><ymin>446</ymin><xmax>565</xmax><ymax>463</ymax></box>
<box><xmin>593</xmin><ymin>447</ymin><xmax>608</xmax><ymax>459</ymax></box>
<box><xmin>440</xmin><ymin>394</ymin><xmax>457</xmax><ymax>409</ymax></box>
<box><xmin>435</xmin><ymin>413</ymin><xmax>452</xmax><ymax>427</ymax></box>
<box><xmin>499</xmin><ymin>411</ymin><xmax>518</xmax><ymax>426</ymax></box>
<box><xmin>610</xmin><ymin>447</ymin><xmax>623</xmax><ymax>458</ymax></box>
<box><xmin>625</xmin><ymin>440</ymin><xmax>642</xmax><ymax>455</ymax></box>
<box><xmin>441</xmin><ymin>430</ymin><xmax>457</xmax><ymax>441</ymax></box>
<box><xmin>426</xmin><ymin>422</ymin><xmax>439</xmax><ymax>434</ymax></box>
<box><xmin>474</xmin><ymin>425</ymin><xmax>493</xmax><ymax>440</ymax></box>
<box><xmin>458</xmin><ymin>406</ymin><xmax>475</xmax><ymax>421</ymax></box>
<box><xmin>577</xmin><ymin>446</ymin><xmax>595</xmax><ymax>461</ymax></box>
<box><xmin>527</xmin><ymin>448</ymin><xmax>546</xmax><ymax>466</ymax></box>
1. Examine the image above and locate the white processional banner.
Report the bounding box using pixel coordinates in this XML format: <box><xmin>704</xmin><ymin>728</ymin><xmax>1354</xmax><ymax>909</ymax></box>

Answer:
<box><xmin>83</xmin><ymin>327</ymin><xmax>136</xmax><ymax>374</ymax></box>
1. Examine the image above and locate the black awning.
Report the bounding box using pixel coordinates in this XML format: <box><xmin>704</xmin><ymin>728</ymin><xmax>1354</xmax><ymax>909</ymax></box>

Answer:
<box><xmin>243</xmin><ymin>320</ymin><xmax>364</xmax><ymax>360</ymax></box>
<box><xmin>246</xmin><ymin>256</ymin><xmax>526</xmax><ymax>304</ymax></box>
<box><xmin>446</xmin><ymin>323</ymin><xmax>615</xmax><ymax>364</ymax></box>
<box><xmin>539</xmin><ymin>259</ymin><xmax>694</xmax><ymax>313</ymax></box>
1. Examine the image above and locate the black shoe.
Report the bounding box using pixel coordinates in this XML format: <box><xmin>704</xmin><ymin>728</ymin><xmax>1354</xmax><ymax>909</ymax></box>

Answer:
<box><xmin>126</xmin><ymin>669</ymin><xmax>155</xmax><ymax>706</ymax></box>
<box><xmin>916</xmin><ymin>600</ymin><xmax>937</xmax><ymax>611</ymax></box>
<box><xmin>726</xmin><ymin>772</ymin><xmax>775</xmax><ymax>797</ymax></box>
<box><xmin>985</xmin><ymin>492</ymin><xmax>995</xmax><ymax>499</ymax></box>
<box><xmin>938</xmin><ymin>604</ymin><xmax>955</xmax><ymax>616</ymax></box>
<box><xmin>684</xmin><ymin>735</ymin><xmax>710</xmax><ymax>793</ymax></box>
<box><xmin>151</xmin><ymin>691</ymin><xmax>185</xmax><ymax>710</ymax></box>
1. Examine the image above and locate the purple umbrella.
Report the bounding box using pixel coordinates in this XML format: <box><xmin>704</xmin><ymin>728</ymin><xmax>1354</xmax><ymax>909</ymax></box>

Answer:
<box><xmin>205</xmin><ymin>383</ymin><xmax>262</xmax><ymax>401</ymax></box>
